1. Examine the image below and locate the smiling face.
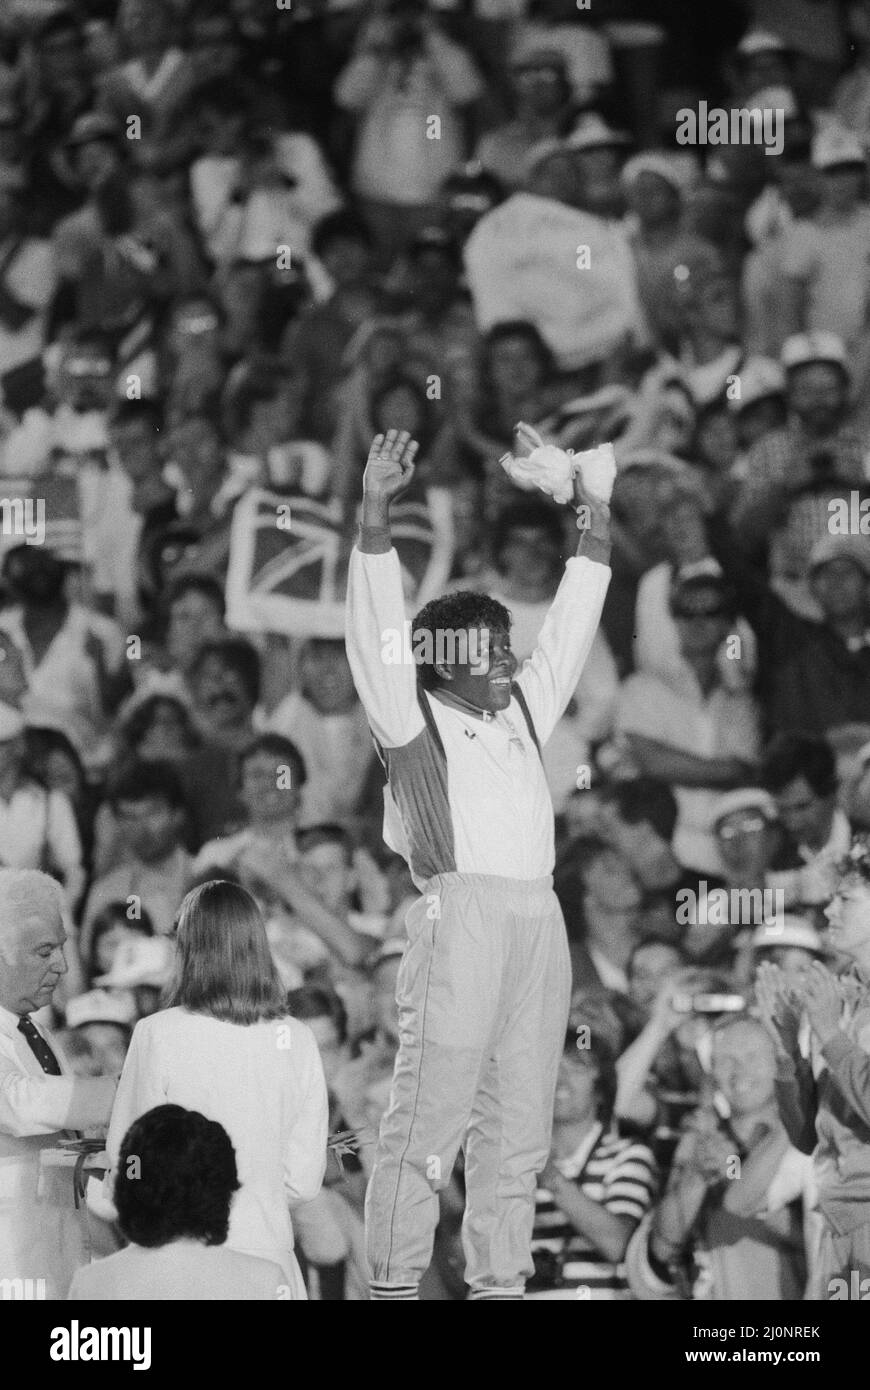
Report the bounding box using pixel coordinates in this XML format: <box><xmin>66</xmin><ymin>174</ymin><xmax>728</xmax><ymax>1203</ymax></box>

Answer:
<box><xmin>584</xmin><ymin>846</ymin><xmax>643</xmax><ymax>912</ymax></box>
<box><xmin>673</xmin><ymin>605</ymin><xmax>732</xmax><ymax>659</ymax></box>
<box><xmin>810</xmin><ymin>557</ymin><xmax>868</xmax><ymax>624</ymax></box>
<box><xmin>239</xmin><ymin>750</ymin><xmax>301</xmax><ymax>826</ymax></box>
<box><xmin>487</xmin><ymin>333</ymin><xmax>547</xmax><ymax>399</ymax></box>
<box><xmin>167</xmin><ymin>591</ymin><xmax>224</xmax><ymax>672</ymax></box>
<box><xmin>824</xmin><ymin>873</ymin><xmax>870</xmax><ymax>960</ymax></box>
<box><xmin>628</xmin><ymin>941</ymin><xmax>684</xmax><ymax>1012</ymax></box>
<box><xmin>191</xmin><ymin>653</ymin><xmax>252</xmax><ymax>730</ymax></box>
<box><xmin>434</xmin><ymin>625</ymin><xmax>517</xmax><ymax>712</ymax></box>
<box><xmin>115</xmin><ymin>794</ymin><xmax>183</xmax><ymax>865</ymax></box>
<box><xmin>300</xmin><ymin>841</ymin><xmax>354</xmax><ymax>914</ymax></box>
<box><xmin>0</xmin><ymin>907</ymin><xmax>67</xmax><ymax>1015</ymax></box>
<box><xmin>762</xmin><ymin>944</ymin><xmax>820</xmax><ymax>990</ymax></box>
<box><xmin>300</xmin><ymin>641</ymin><xmax>358</xmax><ymax>716</ymax></box>
<box><xmin>788</xmin><ymin>362</ymin><xmax>849</xmax><ymax>437</ymax></box>
<box><xmin>711</xmin><ymin>1022</ymin><xmax>777</xmax><ymax>1117</ymax></box>
<box><xmin>773</xmin><ymin>775</ymin><xmax>835</xmax><ymax>849</ymax></box>
<box><xmin>553</xmin><ymin>1048</ymin><xmax>600</xmax><ymax>1124</ymax></box>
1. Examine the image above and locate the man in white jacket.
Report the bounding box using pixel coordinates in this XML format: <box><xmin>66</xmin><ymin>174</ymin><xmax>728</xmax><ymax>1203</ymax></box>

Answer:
<box><xmin>345</xmin><ymin>429</ymin><xmax>611</xmax><ymax>1299</ymax></box>
<box><xmin>0</xmin><ymin>869</ymin><xmax>117</xmax><ymax>1298</ymax></box>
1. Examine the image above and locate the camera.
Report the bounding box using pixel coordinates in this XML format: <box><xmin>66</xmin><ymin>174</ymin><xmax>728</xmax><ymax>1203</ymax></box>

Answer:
<box><xmin>671</xmin><ymin>993</ymin><xmax>746</xmax><ymax>1015</ymax></box>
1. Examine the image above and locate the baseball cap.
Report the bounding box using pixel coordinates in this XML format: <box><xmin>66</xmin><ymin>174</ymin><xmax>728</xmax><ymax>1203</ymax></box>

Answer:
<box><xmin>66</xmin><ymin>112</ymin><xmax>119</xmax><ymax>149</ymax></box>
<box><xmin>781</xmin><ymin>331</ymin><xmax>849</xmax><ymax>373</ymax></box>
<box><xmin>727</xmin><ymin>356</ymin><xmax>786</xmax><ymax>412</ymax></box>
<box><xmin>510</xmin><ymin>41</ymin><xmax>567</xmax><ymax>73</ymax></box>
<box><xmin>812</xmin><ymin>124</ymin><xmax>866</xmax><ymax>171</ymax></box>
<box><xmin>808</xmin><ymin>533</ymin><xmax>870</xmax><ymax>576</ymax></box>
<box><xmin>564</xmin><ymin>113</ymin><xmax>631</xmax><ymax>152</ymax></box>
<box><xmin>750</xmin><ymin>85</ymin><xmax>799</xmax><ymax>118</ymax></box>
<box><xmin>621</xmin><ymin>151</ymin><xmax>698</xmax><ymax>196</ymax></box>
<box><xmin>712</xmin><ymin>787</ymin><xmax>777</xmax><ymax>829</ymax></box>
<box><xmin>65</xmin><ymin>988</ymin><xmax>137</xmax><ymax>1029</ymax></box>
<box><xmin>751</xmin><ymin>915</ymin><xmax>826</xmax><ymax>953</ymax></box>
<box><xmin>737</xmin><ymin>29</ymin><xmax>790</xmax><ymax>56</ymax></box>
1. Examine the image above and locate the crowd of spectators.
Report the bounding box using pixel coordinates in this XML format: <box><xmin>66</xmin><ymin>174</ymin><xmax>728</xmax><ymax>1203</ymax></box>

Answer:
<box><xmin>2</xmin><ymin>0</ymin><xmax>870</xmax><ymax>1300</ymax></box>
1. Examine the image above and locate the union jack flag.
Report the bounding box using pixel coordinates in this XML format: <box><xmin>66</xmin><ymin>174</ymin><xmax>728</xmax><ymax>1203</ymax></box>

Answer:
<box><xmin>225</xmin><ymin>488</ymin><xmax>449</xmax><ymax>637</ymax></box>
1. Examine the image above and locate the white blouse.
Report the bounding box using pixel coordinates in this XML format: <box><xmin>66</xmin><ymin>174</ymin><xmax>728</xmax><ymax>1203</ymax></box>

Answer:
<box><xmin>106</xmin><ymin>1007</ymin><xmax>328</xmax><ymax>1280</ymax></box>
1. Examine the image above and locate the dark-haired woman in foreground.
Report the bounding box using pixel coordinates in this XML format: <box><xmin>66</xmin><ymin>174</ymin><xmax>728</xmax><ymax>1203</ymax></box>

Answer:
<box><xmin>71</xmin><ymin>1106</ymin><xmax>286</xmax><ymax>1300</ymax></box>
<box><xmin>105</xmin><ymin>881</ymin><xmax>329</xmax><ymax>1298</ymax></box>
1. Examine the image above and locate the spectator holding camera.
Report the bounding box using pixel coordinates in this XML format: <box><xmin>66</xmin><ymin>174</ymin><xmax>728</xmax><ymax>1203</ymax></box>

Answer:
<box><xmin>51</xmin><ymin>112</ymin><xmax>202</xmax><ymax>345</ymax></box>
<box><xmin>335</xmin><ymin>0</ymin><xmax>483</xmax><ymax>264</ymax></box>
<box><xmin>627</xmin><ymin>1014</ymin><xmax>812</xmax><ymax>1299</ymax></box>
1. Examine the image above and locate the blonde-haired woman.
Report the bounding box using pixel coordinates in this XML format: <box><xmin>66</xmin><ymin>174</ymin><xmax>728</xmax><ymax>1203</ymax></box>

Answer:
<box><xmin>105</xmin><ymin>881</ymin><xmax>328</xmax><ymax>1297</ymax></box>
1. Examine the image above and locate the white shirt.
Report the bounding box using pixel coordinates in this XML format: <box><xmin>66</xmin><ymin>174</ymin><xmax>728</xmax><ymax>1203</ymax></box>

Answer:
<box><xmin>0</xmin><ymin>782</ymin><xmax>83</xmax><ymax>906</ymax></box>
<box><xmin>0</xmin><ymin>1002</ymin><xmax>116</xmax><ymax>1297</ymax></box>
<box><xmin>489</xmin><ymin>589</ymin><xmax>619</xmax><ymax>812</ymax></box>
<box><xmin>190</xmin><ymin>135</ymin><xmax>340</xmax><ymax>265</ymax></box>
<box><xmin>267</xmin><ymin>691</ymin><xmax>375</xmax><ymax>826</ymax></box>
<box><xmin>346</xmin><ymin>547</ymin><xmax>610</xmax><ymax>882</ymax></box>
<box><xmin>616</xmin><ymin>667</ymin><xmax>761</xmax><ymax>873</ymax></box>
<box><xmin>106</xmin><ymin>1008</ymin><xmax>328</xmax><ymax>1278</ymax></box>
<box><xmin>588</xmin><ymin>947</ymin><xmax>629</xmax><ymax>995</ymax></box>
<box><xmin>0</xmin><ymin>603</ymin><xmax>125</xmax><ymax>768</ymax></box>
<box><xmin>0</xmin><ymin>237</ymin><xmax>55</xmax><ymax>377</ymax></box>
<box><xmin>69</xmin><ymin>1239</ymin><xmax>288</xmax><ymax>1301</ymax></box>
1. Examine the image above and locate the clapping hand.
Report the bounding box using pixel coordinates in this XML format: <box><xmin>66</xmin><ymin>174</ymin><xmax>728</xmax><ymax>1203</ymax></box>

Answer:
<box><xmin>0</xmin><ymin>633</ymin><xmax>27</xmax><ymax>706</ymax></box>
<box><xmin>802</xmin><ymin>961</ymin><xmax>843</xmax><ymax>1045</ymax></box>
<box><xmin>538</xmin><ymin>1154</ymin><xmax>565</xmax><ymax>1193</ymax></box>
<box><xmin>755</xmin><ymin>961</ymin><xmax>802</xmax><ymax>1053</ymax></box>
<box><xmin>676</xmin><ymin>1107</ymin><xmax>734</xmax><ymax>1184</ymax></box>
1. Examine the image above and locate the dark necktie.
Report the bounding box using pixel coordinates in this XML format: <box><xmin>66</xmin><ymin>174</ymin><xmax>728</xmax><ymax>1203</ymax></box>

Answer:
<box><xmin>18</xmin><ymin>1015</ymin><xmax>62</xmax><ymax>1076</ymax></box>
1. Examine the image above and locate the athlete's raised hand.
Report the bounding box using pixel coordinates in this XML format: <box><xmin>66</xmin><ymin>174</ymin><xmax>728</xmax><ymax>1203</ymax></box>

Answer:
<box><xmin>363</xmin><ymin>430</ymin><xmax>418</xmax><ymax>505</ymax></box>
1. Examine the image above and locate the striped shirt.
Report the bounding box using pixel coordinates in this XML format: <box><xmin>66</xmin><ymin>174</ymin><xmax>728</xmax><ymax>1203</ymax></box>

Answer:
<box><xmin>529</xmin><ymin>1126</ymin><xmax>657</xmax><ymax>1300</ymax></box>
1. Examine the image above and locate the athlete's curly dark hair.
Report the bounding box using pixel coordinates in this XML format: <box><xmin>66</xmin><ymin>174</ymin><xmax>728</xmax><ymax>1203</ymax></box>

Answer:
<box><xmin>115</xmin><ymin>1105</ymin><xmax>240</xmax><ymax>1248</ymax></box>
<box><xmin>412</xmin><ymin>591</ymin><xmax>511</xmax><ymax>690</ymax></box>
